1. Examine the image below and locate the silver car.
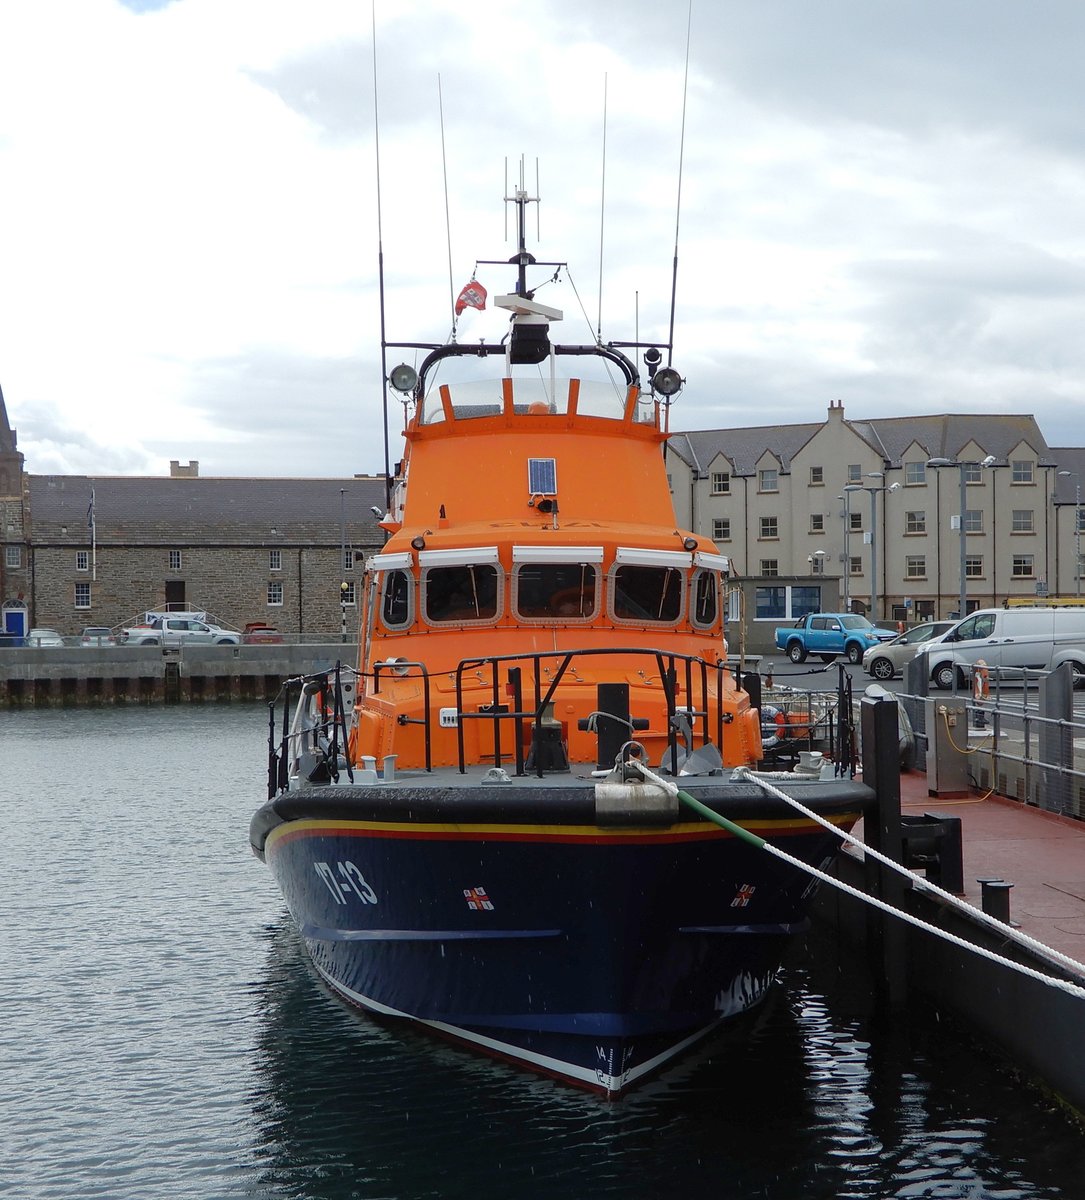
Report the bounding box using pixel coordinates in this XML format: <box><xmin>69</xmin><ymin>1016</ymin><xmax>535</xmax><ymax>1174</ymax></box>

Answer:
<box><xmin>862</xmin><ymin>621</ymin><xmax>955</xmax><ymax>681</ymax></box>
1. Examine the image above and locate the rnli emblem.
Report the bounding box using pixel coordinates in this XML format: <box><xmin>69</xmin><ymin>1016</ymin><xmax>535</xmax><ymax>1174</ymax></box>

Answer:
<box><xmin>464</xmin><ymin>886</ymin><xmax>494</xmax><ymax>911</ymax></box>
<box><xmin>730</xmin><ymin>883</ymin><xmax>756</xmax><ymax>908</ymax></box>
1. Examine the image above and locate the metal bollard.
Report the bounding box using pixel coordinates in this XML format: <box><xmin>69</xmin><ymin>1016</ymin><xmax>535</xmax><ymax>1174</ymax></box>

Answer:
<box><xmin>977</xmin><ymin>877</ymin><xmax>1018</xmax><ymax>926</ymax></box>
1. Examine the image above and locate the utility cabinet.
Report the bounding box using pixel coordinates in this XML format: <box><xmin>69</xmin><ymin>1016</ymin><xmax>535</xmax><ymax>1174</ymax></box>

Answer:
<box><xmin>926</xmin><ymin>699</ymin><xmax>970</xmax><ymax>798</ymax></box>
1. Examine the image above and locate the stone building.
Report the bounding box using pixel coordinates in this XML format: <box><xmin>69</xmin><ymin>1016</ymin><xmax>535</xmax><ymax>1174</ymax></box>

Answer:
<box><xmin>0</xmin><ymin>385</ymin><xmax>386</xmax><ymax>637</ymax></box>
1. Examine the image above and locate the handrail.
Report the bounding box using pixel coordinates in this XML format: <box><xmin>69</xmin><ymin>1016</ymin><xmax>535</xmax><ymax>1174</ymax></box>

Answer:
<box><xmin>452</xmin><ymin>645</ymin><xmax>728</xmax><ymax>776</ymax></box>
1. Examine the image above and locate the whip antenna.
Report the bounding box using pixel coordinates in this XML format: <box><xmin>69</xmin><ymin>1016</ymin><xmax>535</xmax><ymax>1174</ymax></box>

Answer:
<box><xmin>667</xmin><ymin>0</ymin><xmax>693</xmax><ymax>366</ymax></box>
<box><xmin>596</xmin><ymin>73</ymin><xmax>608</xmax><ymax>345</ymax></box>
<box><xmin>439</xmin><ymin>74</ymin><xmax>456</xmax><ymax>335</ymax></box>
<box><xmin>372</xmin><ymin>1</ymin><xmax>392</xmax><ymax>512</ymax></box>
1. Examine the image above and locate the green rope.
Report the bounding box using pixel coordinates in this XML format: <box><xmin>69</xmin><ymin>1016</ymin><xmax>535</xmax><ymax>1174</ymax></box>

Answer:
<box><xmin>677</xmin><ymin>789</ymin><xmax>766</xmax><ymax>850</ymax></box>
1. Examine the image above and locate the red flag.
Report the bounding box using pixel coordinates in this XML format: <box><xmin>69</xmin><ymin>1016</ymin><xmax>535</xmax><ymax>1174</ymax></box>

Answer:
<box><xmin>455</xmin><ymin>279</ymin><xmax>487</xmax><ymax>316</ymax></box>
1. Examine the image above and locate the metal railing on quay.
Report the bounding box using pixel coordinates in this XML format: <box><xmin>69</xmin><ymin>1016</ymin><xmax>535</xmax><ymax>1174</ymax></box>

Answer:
<box><xmin>893</xmin><ymin>660</ymin><xmax>1085</xmax><ymax>822</ymax></box>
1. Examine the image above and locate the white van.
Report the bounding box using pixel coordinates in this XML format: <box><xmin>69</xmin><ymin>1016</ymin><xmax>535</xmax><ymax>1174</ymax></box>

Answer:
<box><xmin>922</xmin><ymin>606</ymin><xmax>1085</xmax><ymax>690</ymax></box>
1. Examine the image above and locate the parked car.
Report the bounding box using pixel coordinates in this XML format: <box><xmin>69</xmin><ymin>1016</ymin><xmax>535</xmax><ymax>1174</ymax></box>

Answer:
<box><xmin>862</xmin><ymin>621</ymin><xmax>955</xmax><ymax>681</ymax></box>
<box><xmin>80</xmin><ymin>625</ymin><xmax>117</xmax><ymax>647</ymax></box>
<box><xmin>921</xmin><ymin>606</ymin><xmax>1085</xmax><ymax>690</ymax></box>
<box><xmin>119</xmin><ymin>616</ymin><xmax>241</xmax><ymax>646</ymax></box>
<box><xmin>26</xmin><ymin>628</ymin><xmax>65</xmax><ymax>647</ymax></box>
<box><xmin>241</xmin><ymin>622</ymin><xmax>285</xmax><ymax>644</ymax></box>
<box><xmin>774</xmin><ymin>612</ymin><xmax>897</xmax><ymax>664</ymax></box>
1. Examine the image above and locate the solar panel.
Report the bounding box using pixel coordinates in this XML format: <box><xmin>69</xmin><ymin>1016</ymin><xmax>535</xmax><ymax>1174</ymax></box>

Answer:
<box><xmin>528</xmin><ymin>458</ymin><xmax>557</xmax><ymax>496</ymax></box>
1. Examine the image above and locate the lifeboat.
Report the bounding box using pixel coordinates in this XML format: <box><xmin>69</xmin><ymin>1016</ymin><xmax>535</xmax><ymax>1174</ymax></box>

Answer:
<box><xmin>250</xmin><ymin>182</ymin><xmax>871</xmax><ymax>1096</ymax></box>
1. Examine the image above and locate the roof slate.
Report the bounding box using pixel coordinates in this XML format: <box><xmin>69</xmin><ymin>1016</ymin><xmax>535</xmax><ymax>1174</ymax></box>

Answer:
<box><xmin>28</xmin><ymin>475</ymin><xmax>389</xmax><ymax>545</ymax></box>
<box><xmin>668</xmin><ymin>409</ymin><xmax>1056</xmax><ymax>476</ymax></box>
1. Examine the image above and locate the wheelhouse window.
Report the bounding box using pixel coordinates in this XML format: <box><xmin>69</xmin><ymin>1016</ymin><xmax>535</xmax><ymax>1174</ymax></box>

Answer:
<box><xmin>514</xmin><ymin>563</ymin><xmax>598</xmax><ymax>621</ymax></box>
<box><xmin>611</xmin><ymin>565</ymin><xmax>683</xmax><ymax>623</ymax></box>
<box><xmin>380</xmin><ymin>569</ymin><xmax>412</xmax><ymax>629</ymax></box>
<box><xmin>690</xmin><ymin>569</ymin><xmax>719</xmax><ymax>629</ymax></box>
<box><xmin>424</xmin><ymin>564</ymin><xmax>500</xmax><ymax>623</ymax></box>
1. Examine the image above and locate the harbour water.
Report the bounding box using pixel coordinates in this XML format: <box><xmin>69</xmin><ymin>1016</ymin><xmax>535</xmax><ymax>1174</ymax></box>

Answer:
<box><xmin>2</xmin><ymin>704</ymin><xmax>1081</xmax><ymax>1199</ymax></box>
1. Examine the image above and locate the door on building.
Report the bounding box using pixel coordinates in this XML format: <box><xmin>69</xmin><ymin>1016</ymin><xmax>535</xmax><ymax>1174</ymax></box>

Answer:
<box><xmin>164</xmin><ymin>581</ymin><xmax>186</xmax><ymax>610</ymax></box>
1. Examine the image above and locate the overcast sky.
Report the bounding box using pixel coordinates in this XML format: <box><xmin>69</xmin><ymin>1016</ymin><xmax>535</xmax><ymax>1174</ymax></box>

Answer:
<box><xmin>2</xmin><ymin>0</ymin><xmax>1084</xmax><ymax>480</ymax></box>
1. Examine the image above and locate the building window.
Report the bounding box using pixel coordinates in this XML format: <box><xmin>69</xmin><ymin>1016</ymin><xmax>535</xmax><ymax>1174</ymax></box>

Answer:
<box><xmin>758</xmin><ymin>468</ymin><xmax>778</xmax><ymax>493</ymax></box>
<box><xmin>759</xmin><ymin>516</ymin><xmax>779</xmax><ymax>539</ymax></box>
<box><xmin>710</xmin><ymin>471</ymin><xmax>730</xmax><ymax>495</ymax></box>
<box><xmin>341</xmin><ymin>581</ymin><xmax>356</xmax><ymax>606</ymax></box>
<box><xmin>760</xmin><ymin>559</ymin><xmax>779</xmax><ymax>577</ymax></box>
<box><xmin>76</xmin><ymin>550</ymin><xmax>89</xmax><ymax>572</ymax></box>
<box><xmin>963</xmin><ymin>509</ymin><xmax>983</xmax><ymax>533</ymax></box>
<box><xmin>343</xmin><ymin>549</ymin><xmax>354</xmax><ymax>573</ymax></box>
<box><xmin>849</xmin><ymin>555</ymin><xmax>863</xmax><ymax>575</ymax></box>
<box><xmin>965</xmin><ymin>555</ymin><xmax>983</xmax><ymax>578</ymax></box>
<box><xmin>906</xmin><ymin>555</ymin><xmax>926</xmax><ymax>579</ymax></box>
<box><xmin>905</xmin><ymin>462</ymin><xmax>926</xmax><ymax>485</ymax></box>
<box><xmin>267</xmin><ymin>581</ymin><xmax>284</xmax><ymax>606</ymax></box>
<box><xmin>1011</xmin><ymin>460</ymin><xmax>1034</xmax><ymax>484</ymax></box>
<box><xmin>1077</xmin><ymin>509</ymin><xmax>1085</xmax><ymax>532</ymax></box>
<box><xmin>847</xmin><ymin>464</ymin><xmax>862</xmax><ymax>483</ymax></box>
<box><xmin>711</xmin><ymin>518</ymin><xmax>731</xmax><ymax>541</ymax></box>
<box><xmin>5</xmin><ymin>545</ymin><xmax>20</xmax><ymax>568</ymax></box>
<box><xmin>810</xmin><ymin>466</ymin><xmax>823</xmax><ymax>485</ymax></box>
<box><xmin>1011</xmin><ymin>509</ymin><xmax>1034</xmax><ymax>533</ymax></box>
<box><xmin>74</xmin><ymin>582</ymin><xmax>91</xmax><ymax>609</ymax></box>
<box><xmin>169</xmin><ymin>549</ymin><xmax>182</xmax><ymax>570</ymax></box>
<box><xmin>905</xmin><ymin>510</ymin><xmax>926</xmax><ymax>534</ymax></box>
<box><xmin>269</xmin><ymin>549</ymin><xmax>282</xmax><ymax>571</ymax></box>
<box><xmin>810</xmin><ymin>514</ymin><xmax>824</xmax><ymax>533</ymax></box>
<box><xmin>754</xmin><ymin>585</ymin><xmax>821</xmax><ymax>621</ymax></box>
<box><xmin>963</xmin><ymin>462</ymin><xmax>983</xmax><ymax>484</ymax></box>
<box><xmin>849</xmin><ymin>511</ymin><xmax>863</xmax><ymax>532</ymax></box>
<box><xmin>1011</xmin><ymin>555</ymin><xmax>1034</xmax><ymax>578</ymax></box>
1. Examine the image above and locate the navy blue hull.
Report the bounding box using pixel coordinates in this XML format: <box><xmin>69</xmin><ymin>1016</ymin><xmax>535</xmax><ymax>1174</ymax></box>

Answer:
<box><xmin>255</xmin><ymin>779</ymin><xmax>868</xmax><ymax>1094</ymax></box>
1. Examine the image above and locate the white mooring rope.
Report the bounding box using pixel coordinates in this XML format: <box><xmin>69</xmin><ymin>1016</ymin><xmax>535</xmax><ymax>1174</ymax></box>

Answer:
<box><xmin>625</xmin><ymin>759</ymin><xmax>1085</xmax><ymax>1002</ymax></box>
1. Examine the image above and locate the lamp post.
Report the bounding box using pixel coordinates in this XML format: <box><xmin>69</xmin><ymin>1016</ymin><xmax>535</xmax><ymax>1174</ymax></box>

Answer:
<box><xmin>1057</xmin><ymin>470</ymin><xmax>1082</xmax><ymax>597</ymax></box>
<box><xmin>838</xmin><ymin>491</ymin><xmax>853</xmax><ymax>610</ymax></box>
<box><xmin>927</xmin><ymin>455</ymin><xmax>996</xmax><ymax>619</ymax></box>
<box><xmin>843</xmin><ymin>475</ymin><xmax>901</xmax><ymax>621</ymax></box>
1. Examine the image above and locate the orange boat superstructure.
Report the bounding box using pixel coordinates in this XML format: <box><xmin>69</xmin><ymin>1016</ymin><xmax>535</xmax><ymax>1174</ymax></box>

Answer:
<box><xmin>351</xmin><ymin>361</ymin><xmax>763</xmax><ymax>775</ymax></box>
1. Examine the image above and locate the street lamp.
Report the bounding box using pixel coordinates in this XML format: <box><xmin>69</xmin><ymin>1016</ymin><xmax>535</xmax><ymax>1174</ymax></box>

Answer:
<box><xmin>844</xmin><ymin>474</ymin><xmax>901</xmax><ymax>621</ymax></box>
<box><xmin>927</xmin><ymin>455</ymin><xmax>996</xmax><ymax>619</ymax></box>
<box><xmin>340</xmin><ymin>581</ymin><xmax>349</xmax><ymax>642</ymax></box>
<box><xmin>838</xmin><ymin>491</ymin><xmax>854</xmax><ymax>610</ymax></box>
<box><xmin>807</xmin><ymin>549</ymin><xmax>826</xmax><ymax>574</ymax></box>
<box><xmin>1057</xmin><ymin>470</ymin><xmax>1082</xmax><ymax>597</ymax></box>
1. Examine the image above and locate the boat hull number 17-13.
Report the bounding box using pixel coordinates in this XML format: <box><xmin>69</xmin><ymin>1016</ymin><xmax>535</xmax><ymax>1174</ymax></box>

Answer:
<box><xmin>315</xmin><ymin>861</ymin><xmax>379</xmax><ymax>905</ymax></box>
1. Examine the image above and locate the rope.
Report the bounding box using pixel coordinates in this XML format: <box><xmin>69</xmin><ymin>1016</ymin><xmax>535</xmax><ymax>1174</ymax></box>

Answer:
<box><xmin>730</xmin><ymin>764</ymin><xmax>1085</xmax><ymax>982</ymax></box>
<box><xmin>938</xmin><ymin>706</ymin><xmax>993</xmax><ymax>755</ymax></box>
<box><xmin>583</xmin><ymin>711</ymin><xmax>636</xmax><ymax>733</ymax></box>
<box><xmin>623</xmin><ymin>759</ymin><xmax>1085</xmax><ymax>1000</ymax></box>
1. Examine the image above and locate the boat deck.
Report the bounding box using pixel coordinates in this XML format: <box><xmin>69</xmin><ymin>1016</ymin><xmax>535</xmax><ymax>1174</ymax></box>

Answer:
<box><xmin>878</xmin><ymin>767</ymin><xmax>1085</xmax><ymax>967</ymax></box>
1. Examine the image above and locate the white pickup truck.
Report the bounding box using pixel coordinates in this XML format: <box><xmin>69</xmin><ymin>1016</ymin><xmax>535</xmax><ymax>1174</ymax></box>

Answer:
<box><xmin>119</xmin><ymin>612</ymin><xmax>241</xmax><ymax>646</ymax></box>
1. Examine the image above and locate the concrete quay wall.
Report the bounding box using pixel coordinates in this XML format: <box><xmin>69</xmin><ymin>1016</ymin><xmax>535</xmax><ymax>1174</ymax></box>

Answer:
<box><xmin>0</xmin><ymin>644</ymin><xmax>360</xmax><ymax>706</ymax></box>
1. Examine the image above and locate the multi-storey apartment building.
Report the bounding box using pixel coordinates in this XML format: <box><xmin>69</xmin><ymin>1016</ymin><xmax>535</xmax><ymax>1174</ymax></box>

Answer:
<box><xmin>668</xmin><ymin>402</ymin><xmax>1085</xmax><ymax>652</ymax></box>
